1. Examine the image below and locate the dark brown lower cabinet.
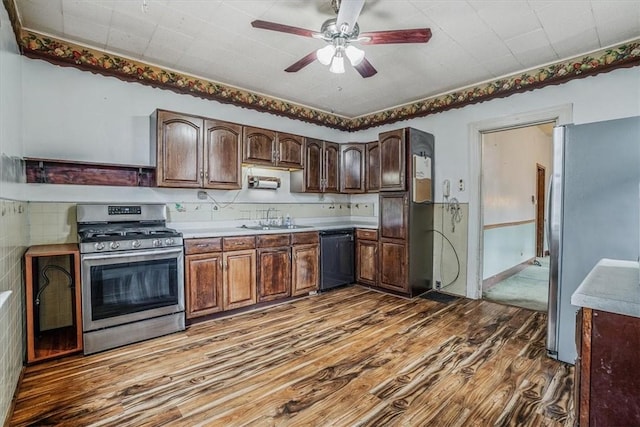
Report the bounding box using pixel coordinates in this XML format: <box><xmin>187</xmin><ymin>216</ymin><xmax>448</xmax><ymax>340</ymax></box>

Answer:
<box><xmin>576</xmin><ymin>308</ymin><xmax>640</xmax><ymax>426</ymax></box>
<box><xmin>355</xmin><ymin>229</ymin><xmax>378</xmax><ymax>286</ymax></box>
<box><xmin>185</xmin><ymin>252</ymin><xmax>223</xmax><ymax>318</ymax></box>
<box><xmin>257</xmin><ymin>247</ymin><xmax>291</xmax><ymax>302</ymax></box>
<box><xmin>223</xmin><ymin>249</ymin><xmax>257</xmax><ymax>311</ymax></box>
<box><xmin>379</xmin><ymin>240</ymin><xmax>407</xmax><ymax>292</ymax></box>
<box><xmin>291</xmin><ymin>232</ymin><xmax>320</xmax><ymax>296</ymax></box>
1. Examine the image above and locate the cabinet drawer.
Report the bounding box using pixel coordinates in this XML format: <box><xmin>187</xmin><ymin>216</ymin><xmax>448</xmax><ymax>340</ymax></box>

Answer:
<box><xmin>185</xmin><ymin>238</ymin><xmax>222</xmax><ymax>254</ymax></box>
<box><xmin>291</xmin><ymin>231</ymin><xmax>319</xmax><ymax>245</ymax></box>
<box><xmin>356</xmin><ymin>229</ymin><xmax>378</xmax><ymax>241</ymax></box>
<box><xmin>256</xmin><ymin>233</ymin><xmax>290</xmax><ymax>248</ymax></box>
<box><xmin>223</xmin><ymin>236</ymin><xmax>256</xmax><ymax>251</ymax></box>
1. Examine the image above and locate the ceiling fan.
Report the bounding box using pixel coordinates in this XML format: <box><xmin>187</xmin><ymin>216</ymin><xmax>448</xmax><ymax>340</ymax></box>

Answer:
<box><xmin>251</xmin><ymin>0</ymin><xmax>432</xmax><ymax>78</ymax></box>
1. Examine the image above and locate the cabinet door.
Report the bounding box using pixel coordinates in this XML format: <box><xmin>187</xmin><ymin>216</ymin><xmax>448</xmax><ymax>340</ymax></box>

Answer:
<box><xmin>356</xmin><ymin>239</ymin><xmax>378</xmax><ymax>286</ymax></box>
<box><xmin>340</xmin><ymin>144</ymin><xmax>365</xmax><ymax>193</ymax></box>
<box><xmin>366</xmin><ymin>141</ymin><xmax>380</xmax><ymax>192</ymax></box>
<box><xmin>292</xmin><ymin>244</ymin><xmax>319</xmax><ymax>296</ymax></box>
<box><xmin>324</xmin><ymin>142</ymin><xmax>340</xmax><ymax>193</ymax></box>
<box><xmin>379</xmin><ymin>241</ymin><xmax>407</xmax><ymax>292</ymax></box>
<box><xmin>185</xmin><ymin>253</ymin><xmax>223</xmax><ymax>318</ymax></box>
<box><xmin>380</xmin><ymin>192</ymin><xmax>408</xmax><ymax>240</ymax></box>
<box><xmin>204</xmin><ymin>120</ymin><xmax>242</xmax><ymax>189</ymax></box>
<box><xmin>156</xmin><ymin>111</ymin><xmax>203</xmax><ymax>188</ymax></box>
<box><xmin>243</xmin><ymin>126</ymin><xmax>276</xmax><ymax>166</ymax></box>
<box><xmin>257</xmin><ymin>247</ymin><xmax>291</xmax><ymax>302</ymax></box>
<box><xmin>223</xmin><ymin>249</ymin><xmax>257</xmax><ymax>310</ymax></box>
<box><xmin>304</xmin><ymin>138</ymin><xmax>323</xmax><ymax>192</ymax></box>
<box><xmin>379</xmin><ymin>129</ymin><xmax>406</xmax><ymax>191</ymax></box>
<box><xmin>277</xmin><ymin>133</ymin><xmax>305</xmax><ymax>169</ymax></box>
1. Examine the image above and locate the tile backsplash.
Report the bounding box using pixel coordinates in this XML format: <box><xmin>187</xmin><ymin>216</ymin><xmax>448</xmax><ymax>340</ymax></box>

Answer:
<box><xmin>0</xmin><ymin>199</ymin><xmax>28</xmax><ymax>424</ymax></box>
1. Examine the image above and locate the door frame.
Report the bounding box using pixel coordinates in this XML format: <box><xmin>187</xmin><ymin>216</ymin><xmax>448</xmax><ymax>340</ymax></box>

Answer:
<box><xmin>467</xmin><ymin>104</ymin><xmax>572</xmax><ymax>299</ymax></box>
<box><xmin>535</xmin><ymin>163</ymin><xmax>546</xmax><ymax>258</ymax></box>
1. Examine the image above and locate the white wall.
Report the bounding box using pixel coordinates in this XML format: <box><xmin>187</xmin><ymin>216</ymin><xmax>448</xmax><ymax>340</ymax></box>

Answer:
<box><xmin>482</xmin><ymin>126</ymin><xmax>552</xmax><ymax>279</ymax></box>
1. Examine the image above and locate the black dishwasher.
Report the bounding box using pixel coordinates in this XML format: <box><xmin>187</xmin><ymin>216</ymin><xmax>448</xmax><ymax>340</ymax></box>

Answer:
<box><xmin>319</xmin><ymin>229</ymin><xmax>355</xmax><ymax>291</ymax></box>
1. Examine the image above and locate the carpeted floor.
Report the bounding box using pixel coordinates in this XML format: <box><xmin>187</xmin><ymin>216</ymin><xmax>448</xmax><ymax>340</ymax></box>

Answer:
<box><xmin>483</xmin><ymin>257</ymin><xmax>549</xmax><ymax>311</ymax></box>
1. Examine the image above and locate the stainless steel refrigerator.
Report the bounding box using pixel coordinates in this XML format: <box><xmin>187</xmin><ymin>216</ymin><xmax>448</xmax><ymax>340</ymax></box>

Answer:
<box><xmin>547</xmin><ymin>116</ymin><xmax>640</xmax><ymax>364</ymax></box>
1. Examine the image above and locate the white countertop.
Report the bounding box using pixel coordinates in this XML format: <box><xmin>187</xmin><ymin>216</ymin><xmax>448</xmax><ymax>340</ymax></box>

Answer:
<box><xmin>571</xmin><ymin>258</ymin><xmax>640</xmax><ymax>318</ymax></box>
<box><xmin>174</xmin><ymin>219</ymin><xmax>378</xmax><ymax>239</ymax></box>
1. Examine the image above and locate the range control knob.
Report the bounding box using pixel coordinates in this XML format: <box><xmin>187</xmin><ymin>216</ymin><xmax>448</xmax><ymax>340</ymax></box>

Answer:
<box><xmin>110</xmin><ymin>241</ymin><xmax>120</xmax><ymax>250</ymax></box>
<box><xmin>153</xmin><ymin>239</ymin><xmax>163</xmax><ymax>247</ymax></box>
<box><xmin>165</xmin><ymin>238</ymin><xmax>174</xmax><ymax>246</ymax></box>
<box><xmin>132</xmin><ymin>240</ymin><xmax>141</xmax><ymax>248</ymax></box>
<box><xmin>94</xmin><ymin>242</ymin><xmax>105</xmax><ymax>251</ymax></box>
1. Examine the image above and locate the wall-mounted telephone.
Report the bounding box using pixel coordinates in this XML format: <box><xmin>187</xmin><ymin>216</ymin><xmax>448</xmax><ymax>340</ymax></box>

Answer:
<box><xmin>443</xmin><ymin>179</ymin><xmax>450</xmax><ymax>198</ymax></box>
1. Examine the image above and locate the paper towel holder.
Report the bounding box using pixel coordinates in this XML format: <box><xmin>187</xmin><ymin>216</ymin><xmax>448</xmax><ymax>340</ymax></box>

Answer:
<box><xmin>248</xmin><ymin>175</ymin><xmax>280</xmax><ymax>190</ymax></box>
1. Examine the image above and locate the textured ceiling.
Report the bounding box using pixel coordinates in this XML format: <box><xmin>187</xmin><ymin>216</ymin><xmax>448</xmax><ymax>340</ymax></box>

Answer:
<box><xmin>13</xmin><ymin>0</ymin><xmax>640</xmax><ymax>117</ymax></box>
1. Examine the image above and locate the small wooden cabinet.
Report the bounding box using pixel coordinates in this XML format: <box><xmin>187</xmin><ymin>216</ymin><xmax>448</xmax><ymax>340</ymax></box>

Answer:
<box><xmin>355</xmin><ymin>229</ymin><xmax>378</xmax><ymax>286</ymax></box>
<box><xmin>185</xmin><ymin>238</ymin><xmax>223</xmax><ymax>319</ymax></box>
<box><xmin>365</xmin><ymin>141</ymin><xmax>380</xmax><ymax>192</ymax></box>
<box><xmin>291</xmin><ymin>232</ymin><xmax>320</xmax><ymax>296</ymax></box>
<box><xmin>242</xmin><ymin>126</ymin><xmax>304</xmax><ymax>169</ymax></box>
<box><xmin>340</xmin><ymin>144</ymin><xmax>365</xmax><ymax>193</ymax></box>
<box><xmin>290</xmin><ymin>138</ymin><xmax>339</xmax><ymax>193</ymax></box>
<box><xmin>151</xmin><ymin>110</ymin><xmax>242</xmax><ymax>189</ymax></box>
<box><xmin>25</xmin><ymin>244</ymin><xmax>82</xmax><ymax>363</ymax></box>
<box><xmin>257</xmin><ymin>234</ymin><xmax>291</xmax><ymax>302</ymax></box>
<box><xmin>575</xmin><ymin>308</ymin><xmax>640</xmax><ymax>426</ymax></box>
<box><xmin>223</xmin><ymin>249</ymin><xmax>257</xmax><ymax>310</ymax></box>
<box><xmin>379</xmin><ymin>129</ymin><xmax>406</xmax><ymax>191</ymax></box>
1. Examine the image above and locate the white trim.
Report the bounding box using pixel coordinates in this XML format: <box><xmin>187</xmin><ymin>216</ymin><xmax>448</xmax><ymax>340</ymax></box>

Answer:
<box><xmin>466</xmin><ymin>104</ymin><xmax>573</xmax><ymax>299</ymax></box>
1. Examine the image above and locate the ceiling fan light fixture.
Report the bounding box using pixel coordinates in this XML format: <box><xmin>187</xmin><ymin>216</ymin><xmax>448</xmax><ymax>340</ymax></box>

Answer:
<box><xmin>345</xmin><ymin>45</ymin><xmax>365</xmax><ymax>66</ymax></box>
<box><xmin>316</xmin><ymin>44</ymin><xmax>336</xmax><ymax>66</ymax></box>
<box><xmin>329</xmin><ymin>54</ymin><xmax>345</xmax><ymax>74</ymax></box>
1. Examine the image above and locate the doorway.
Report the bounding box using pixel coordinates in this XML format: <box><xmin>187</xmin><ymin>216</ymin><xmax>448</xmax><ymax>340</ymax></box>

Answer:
<box><xmin>479</xmin><ymin>123</ymin><xmax>553</xmax><ymax>311</ymax></box>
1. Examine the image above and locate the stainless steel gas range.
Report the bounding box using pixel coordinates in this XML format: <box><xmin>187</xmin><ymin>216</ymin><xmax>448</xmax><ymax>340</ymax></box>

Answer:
<box><xmin>77</xmin><ymin>204</ymin><xmax>185</xmax><ymax>355</ymax></box>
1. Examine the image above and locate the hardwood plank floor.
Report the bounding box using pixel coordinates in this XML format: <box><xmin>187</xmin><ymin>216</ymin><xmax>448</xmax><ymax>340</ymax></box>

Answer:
<box><xmin>10</xmin><ymin>286</ymin><xmax>575</xmax><ymax>426</ymax></box>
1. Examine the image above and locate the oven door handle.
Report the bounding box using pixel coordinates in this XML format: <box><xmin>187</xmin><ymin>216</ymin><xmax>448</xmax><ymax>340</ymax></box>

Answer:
<box><xmin>81</xmin><ymin>247</ymin><xmax>184</xmax><ymax>261</ymax></box>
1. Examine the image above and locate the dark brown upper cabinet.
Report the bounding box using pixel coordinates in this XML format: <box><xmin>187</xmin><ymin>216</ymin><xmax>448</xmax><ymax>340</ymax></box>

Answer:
<box><xmin>242</xmin><ymin>127</ymin><xmax>304</xmax><ymax>169</ymax></box>
<box><xmin>366</xmin><ymin>140</ymin><xmax>380</xmax><ymax>192</ymax></box>
<box><xmin>379</xmin><ymin>129</ymin><xmax>406</xmax><ymax>191</ymax></box>
<box><xmin>340</xmin><ymin>144</ymin><xmax>365</xmax><ymax>193</ymax></box>
<box><xmin>152</xmin><ymin>110</ymin><xmax>204</xmax><ymax>188</ymax></box>
<box><xmin>152</xmin><ymin>110</ymin><xmax>241</xmax><ymax>189</ymax></box>
<box><xmin>205</xmin><ymin>120</ymin><xmax>243</xmax><ymax>189</ymax></box>
<box><xmin>290</xmin><ymin>138</ymin><xmax>339</xmax><ymax>193</ymax></box>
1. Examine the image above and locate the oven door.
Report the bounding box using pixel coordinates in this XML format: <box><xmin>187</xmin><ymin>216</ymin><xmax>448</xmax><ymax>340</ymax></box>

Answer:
<box><xmin>81</xmin><ymin>247</ymin><xmax>184</xmax><ymax>332</ymax></box>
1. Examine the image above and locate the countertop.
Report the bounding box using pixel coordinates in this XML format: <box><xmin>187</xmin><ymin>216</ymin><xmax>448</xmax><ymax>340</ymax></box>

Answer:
<box><xmin>571</xmin><ymin>258</ymin><xmax>640</xmax><ymax>318</ymax></box>
<box><xmin>173</xmin><ymin>219</ymin><xmax>378</xmax><ymax>239</ymax></box>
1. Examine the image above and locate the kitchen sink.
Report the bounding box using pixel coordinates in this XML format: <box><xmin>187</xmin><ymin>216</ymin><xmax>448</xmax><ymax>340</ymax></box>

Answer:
<box><xmin>237</xmin><ymin>224</ymin><xmax>313</xmax><ymax>231</ymax></box>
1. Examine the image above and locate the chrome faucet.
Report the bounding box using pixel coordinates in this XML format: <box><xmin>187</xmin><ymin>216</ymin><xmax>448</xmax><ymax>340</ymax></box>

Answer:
<box><xmin>265</xmin><ymin>207</ymin><xmax>276</xmax><ymax>225</ymax></box>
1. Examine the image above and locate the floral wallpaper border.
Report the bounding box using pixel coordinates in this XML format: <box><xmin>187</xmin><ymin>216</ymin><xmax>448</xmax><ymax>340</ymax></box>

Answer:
<box><xmin>4</xmin><ymin>0</ymin><xmax>639</xmax><ymax>131</ymax></box>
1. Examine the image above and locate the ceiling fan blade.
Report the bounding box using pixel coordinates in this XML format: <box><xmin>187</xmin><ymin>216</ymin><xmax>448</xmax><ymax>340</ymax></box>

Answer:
<box><xmin>359</xmin><ymin>28</ymin><xmax>432</xmax><ymax>45</ymax></box>
<box><xmin>354</xmin><ymin>58</ymin><xmax>377</xmax><ymax>78</ymax></box>
<box><xmin>336</xmin><ymin>0</ymin><xmax>366</xmax><ymax>33</ymax></box>
<box><xmin>251</xmin><ymin>20</ymin><xmax>320</xmax><ymax>38</ymax></box>
<box><xmin>284</xmin><ymin>51</ymin><xmax>318</xmax><ymax>72</ymax></box>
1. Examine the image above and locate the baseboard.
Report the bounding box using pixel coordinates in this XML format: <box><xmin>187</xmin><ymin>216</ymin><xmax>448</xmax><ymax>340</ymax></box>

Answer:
<box><xmin>483</xmin><ymin>257</ymin><xmax>535</xmax><ymax>290</ymax></box>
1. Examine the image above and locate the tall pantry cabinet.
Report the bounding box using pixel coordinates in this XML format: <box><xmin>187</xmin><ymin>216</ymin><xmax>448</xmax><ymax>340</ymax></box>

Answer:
<box><xmin>378</xmin><ymin>128</ymin><xmax>435</xmax><ymax>297</ymax></box>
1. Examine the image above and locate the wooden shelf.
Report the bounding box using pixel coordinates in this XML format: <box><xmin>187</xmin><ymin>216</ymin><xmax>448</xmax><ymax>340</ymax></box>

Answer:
<box><xmin>25</xmin><ymin>244</ymin><xmax>83</xmax><ymax>363</ymax></box>
<box><xmin>25</xmin><ymin>157</ymin><xmax>155</xmax><ymax>187</ymax></box>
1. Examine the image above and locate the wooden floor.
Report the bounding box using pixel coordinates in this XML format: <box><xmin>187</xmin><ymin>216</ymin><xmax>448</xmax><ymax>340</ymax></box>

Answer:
<box><xmin>10</xmin><ymin>286</ymin><xmax>575</xmax><ymax>426</ymax></box>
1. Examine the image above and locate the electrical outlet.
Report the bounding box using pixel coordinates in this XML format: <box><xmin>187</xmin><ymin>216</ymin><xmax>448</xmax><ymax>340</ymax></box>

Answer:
<box><xmin>458</xmin><ymin>179</ymin><xmax>465</xmax><ymax>191</ymax></box>
<box><xmin>197</xmin><ymin>190</ymin><xmax>207</xmax><ymax>200</ymax></box>
<box><xmin>435</xmin><ymin>281</ymin><xmax>442</xmax><ymax>290</ymax></box>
